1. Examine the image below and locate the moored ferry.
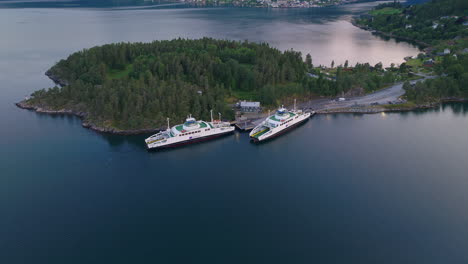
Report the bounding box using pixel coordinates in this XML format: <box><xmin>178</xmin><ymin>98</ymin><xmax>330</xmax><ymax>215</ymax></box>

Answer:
<box><xmin>250</xmin><ymin>102</ymin><xmax>312</xmax><ymax>142</ymax></box>
<box><xmin>145</xmin><ymin>111</ymin><xmax>235</xmax><ymax>150</ymax></box>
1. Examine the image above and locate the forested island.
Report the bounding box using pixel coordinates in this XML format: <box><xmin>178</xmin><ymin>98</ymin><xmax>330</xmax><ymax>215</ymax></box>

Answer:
<box><xmin>18</xmin><ymin>38</ymin><xmax>410</xmax><ymax>133</ymax></box>
<box><xmin>19</xmin><ymin>39</ymin><xmax>306</xmax><ymax>132</ymax></box>
<box><xmin>355</xmin><ymin>0</ymin><xmax>468</xmax><ymax>104</ymax></box>
<box><xmin>17</xmin><ymin>0</ymin><xmax>467</xmax><ymax>134</ymax></box>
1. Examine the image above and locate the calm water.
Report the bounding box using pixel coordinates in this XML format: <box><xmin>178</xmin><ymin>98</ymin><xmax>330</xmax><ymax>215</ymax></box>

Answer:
<box><xmin>1</xmin><ymin>3</ymin><xmax>468</xmax><ymax>264</ymax></box>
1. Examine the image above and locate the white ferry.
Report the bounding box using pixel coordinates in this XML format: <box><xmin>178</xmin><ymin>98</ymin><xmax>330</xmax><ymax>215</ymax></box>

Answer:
<box><xmin>145</xmin><ymin>111</ymin><xmax>235</xmax><ymax>150</ymax></box>
<box><xmin>250</xmin><ymin>101</ymin><xmax>312</xmax><ymax>142</ymax></box>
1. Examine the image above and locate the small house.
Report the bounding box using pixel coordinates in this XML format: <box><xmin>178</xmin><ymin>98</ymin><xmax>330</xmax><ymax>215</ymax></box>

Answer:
<box><xmin>237</xmin><ymin>101</ymin><xmax>261</xmax><ymax>113</ymax></box>
<box><xmin>436</xmin><ymin>49</ymin><xmax>451</xmax><ymax>56</ymax></box>
<box><xmin>423</xmin><ymin>59</ymin><xmax>434</xmax><ymax>67</ymax></box>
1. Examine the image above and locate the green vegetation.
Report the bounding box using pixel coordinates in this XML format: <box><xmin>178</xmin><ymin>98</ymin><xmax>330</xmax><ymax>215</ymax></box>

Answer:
<box><xmin>356</xmin><ymin>0</ymin><xmax>467</xmax><ymax>45</ymax></box>
<box><xmin>369</xmin><ymin>7</ymin><xmax>401</xmax><ymax>16</ymax></box>
<box><xmin>108</xmin><ymin>64</ymin><xmax>133</xmax><ymax>80</ymax></box>
<box><xmin>403</xmin><ymin>55</ymin><xmax>468</xmax><ymax>103</ymax></box>
<box><xmin>28</xmin><ymin>38</ymin><xmax>310</xmax><ymax>130</ymax></box>
<box><xmin>356</xmin><ymin>0</ymin><xmax>468</xmax><ymax>105</ymax></box>
<box><xmin>405</xmin><ymin>58</ymin><xmax>423</xmax><ymax>68</ymax></box>
<box><xmin>312</xmin><ymin>61</ymin><xmax>411</xmax><ymax>96</ymax></box>
<box><xmin>26</xmin><ymin>38</ymin><xmax>413</xmax><ymax>130</ymax></box>
<box><xmin>381</xmin><ymin>101</ymin><xmax>417</xmax><ymax>109</ymax></box>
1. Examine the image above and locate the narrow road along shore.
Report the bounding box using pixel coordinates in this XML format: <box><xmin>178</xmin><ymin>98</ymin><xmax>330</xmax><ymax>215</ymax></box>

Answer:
<box><xmin>303</xmin><ymin>73</ymin><xmax>435</xmax><ymax>112</ymax></box>
<box><xmin>236</xmin><ymin>74</ymin><xmax>436</xmax><ymax>130</ymax></box>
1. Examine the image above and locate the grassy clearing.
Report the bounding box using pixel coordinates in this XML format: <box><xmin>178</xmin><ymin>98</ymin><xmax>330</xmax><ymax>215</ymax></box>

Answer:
<box><xmin>406</xmin><ymin>58</ymin><xmax>423</xmax><ymax>67</ymax></box>
<box><xmin>369</xmin><ymin>7</ymin><xmax>402</xmax><ymax>16</ymax></box>
<box><xmin>230</xmin><ymin>90</ymin><xmax>259</xmax><ymax>101</ymax></box>
<box><xmin>407</xmin><ymin>74</ymin><xmax>425</xmax><ymax>81</ymax></box>
<box><xmin>108</xmin><ymin>64</ymin><xmax>133</xmax><ymax>80</ymax></box>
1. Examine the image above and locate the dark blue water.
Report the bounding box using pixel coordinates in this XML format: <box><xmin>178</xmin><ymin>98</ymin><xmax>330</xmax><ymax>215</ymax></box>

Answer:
<box><xmin>1</xmin><ymin>4</ymin><xmax>468</xmax><ymax>264</ymax></box>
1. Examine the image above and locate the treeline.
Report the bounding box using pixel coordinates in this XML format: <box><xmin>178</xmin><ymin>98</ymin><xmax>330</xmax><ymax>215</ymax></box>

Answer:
<box><xmin>31</xmin><ymin>77</ymin><xmax>231</xmax><ymax>129</ymax></box>
<box><xmin>404</xmin><ymin>54</ymin><xmax>468</xmax><ymax>103</ymax></box>
<box><xmin>49</xmin><ymin>38</ymin><xmax>306</xmax><ymax>91</ymax></box>
<box><xmin>32</xmin><ymin>38</ymin><xmax>308</xmax><ymax>129</ymax></box>
<box><xmin>374</xmin><ymin>2</ymin><xmax>403</xmax><ymax>10</ymax></box>
<box><xmin>335</xmin><ymin>62</ymin><xmax>403</xmax><ymax>95</ymax></box>
<box><xmin>307</xmin><ymin>62</ymin><xmax>406</xmax><ymax>97</ymax></box>
<box><xmin>30</xmin><ymin>38</ymin><xmax>409</xmax><ymax>130</ymax></box>
<box><xmin>358</xmin><ymin>0</ymin><xmax>468</xmax><ymax>45</ymax></box>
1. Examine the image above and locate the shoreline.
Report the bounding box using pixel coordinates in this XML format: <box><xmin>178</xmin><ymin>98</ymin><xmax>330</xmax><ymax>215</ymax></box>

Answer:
<box><xmin>45</xmin><ymin>70</ymin><xmax>69</xmax><ymax>87</ymax></box>
<box><xmin>16</xmin><ymin>97</ymin><xmax>467</xmax><ymax>135</ymax></box>
<box><xmin>315</xmin><ymin>98</ymin><xmax>467</xmax><ymax>115</ymax></box>
<box><xmin>350</xmin><ymin>20</ymin><xmax>431</xmax><ymax>49</ymax></box>
<box><xmin>15</xmin><ymin>100</ymin><xmax>163</xmax><ymax>135</ymax></box>
<box><xmin>14</xmin><ymin>15</ymin><xmax>464</xmax><ymax>136</ymax></box>
<box><xmin>184</xmin><ymin>0</ymin><xmax>386</xmax><ymax>9</ymax></box>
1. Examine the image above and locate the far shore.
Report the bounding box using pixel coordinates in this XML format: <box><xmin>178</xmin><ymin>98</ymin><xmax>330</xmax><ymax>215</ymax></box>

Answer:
<box><xmin>350</xmin><ymin>20</ymin><xmax>431</xmax><ymax>49</ymax></box>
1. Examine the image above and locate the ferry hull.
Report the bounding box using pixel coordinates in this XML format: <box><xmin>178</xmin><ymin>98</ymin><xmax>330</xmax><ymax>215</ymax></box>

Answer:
<box><xmin>147</xmin><ymin>130</ymin><xmax>234</xmax><ymax>150</ymax></box>
<box><xmin>251</xmin><ymin>116</ymin><xmax>309</xmax><ymax>142</ymax></box>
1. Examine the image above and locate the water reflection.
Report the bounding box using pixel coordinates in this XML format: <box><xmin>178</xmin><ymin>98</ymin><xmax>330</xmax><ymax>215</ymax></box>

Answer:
<box><xmin>384</xmin><ymin>103</ymin><xmax>468</xmax><ymax>119</ymax></box>
<box><xmin>352</xmin><ymin>113</ymin><xmax>364</xmax><ymax>119</ymax></box>
<box><xmin>444</xmin><ymin>102</ymin><xmax>468</xmax><ymax>115</ymax></box>
<box><xmin>97</xmin><ymin>129</ymin><xmax>242</xmax><ymax>153</ymax></box>
<box><xmin>371</xmin><ymin>32</ymin><xmax>427</xmax><ymax>50</ymax></box>
<box><xmin>248</xmin><ymin>118</ymin><xmax>310</xmax><ymax>148</ymax></box>
<box><xmin>26</xmin><ymin>102</ymin><xmax>468</xmax><ymax>154</ymax></box>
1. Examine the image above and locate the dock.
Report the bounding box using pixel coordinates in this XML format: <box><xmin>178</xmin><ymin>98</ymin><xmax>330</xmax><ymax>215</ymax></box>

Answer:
<box><xmin>235</xmin><ymin>109</ymin><xmax>316</xmax><ymax>131</ymax></box>
<box><xmin>235</xmin><ymin>120</ymin><xmax>257</xmax><ymax>131</ymax></box>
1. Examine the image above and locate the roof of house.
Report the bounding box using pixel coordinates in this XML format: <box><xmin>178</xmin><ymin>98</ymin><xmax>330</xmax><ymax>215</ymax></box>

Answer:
<box><xmin>240</xmin><ymin>101</ymin><xmax>260</xmax><ymax>108</ymax></box>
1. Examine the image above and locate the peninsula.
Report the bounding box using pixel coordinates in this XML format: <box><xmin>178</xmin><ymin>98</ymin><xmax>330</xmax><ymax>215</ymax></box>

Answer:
<box><xmin>16</xmin><ymin>35</ymin><xmax>432</xmax><ymax>134</ymax></box>
<box><xmin>17</xmin><ymin>0</ymin><xmax>468</xmax><ymax>134</ymax></box>
<box><xmin>354</xmin><ymin>0</ymin><xmax>467</xmax><ymax>105</ymax></box>
<box><xmin>17</xmin><ymin>36</ymin><xmax>421</xmax><ymax>134</ymax></box>
<box><xmin>17</xmin><ymin>38</ymin><xmax>310</xmax><ymax>134</ymax></box>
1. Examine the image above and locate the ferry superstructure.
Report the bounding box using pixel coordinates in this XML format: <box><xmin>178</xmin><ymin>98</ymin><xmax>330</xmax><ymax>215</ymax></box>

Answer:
<box><xmin>145</xmin><ymin>111</ymin><xmax>235</xmax><ymax>150</ymax></box>
<box><xmin>249</xmin><ymin>102</ymin><xmax>311</xmax><ymax>142</ymax></box>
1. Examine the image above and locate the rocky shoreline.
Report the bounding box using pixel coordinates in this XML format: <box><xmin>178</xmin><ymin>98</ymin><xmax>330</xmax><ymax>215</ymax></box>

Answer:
<box><xmin>315</xmin><ymin>98</ymin><xmax>467</xmax><ymax>115</ymax></box>
<box><xmin>16</xmin><ymin>97</ymin><xmax>467</xmax><ymax>134</ymax></box>
<box><xmin>15</xmin><ymin>100</ymin><xmax>163</xmax><ymax>135</ymax></box>
<box><xmin>45</xmin><ymin>70</ymin><xmax>69</xmax><ymax>87</ymax></box>
<box><xmin>316</xmin><ymin>105</ymin><xmax>433</xmax><ymax>114</ymax></box>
